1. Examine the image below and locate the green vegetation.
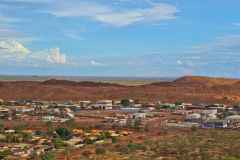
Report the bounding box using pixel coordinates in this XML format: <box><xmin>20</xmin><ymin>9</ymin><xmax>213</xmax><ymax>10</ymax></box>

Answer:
<box><xmin>92</xmin><ymin>131</ymin><xmax>240</xmax><ymax>160</ymax></box>
<box><xmin>40</xmin><ymin>151</ymin><xmax>56</xmax><ymax>160</ymax></box>
<box><xmin>56</xmin><ymin>127</ymin><xmax>72</xmax><ymax>140</ymax></box>
<box><xmin>175</xmin><ymin>102</ymin><xmax>182</xmax><ymax>105</ymax></box>
<box><xmin>121</xmin><ymin>99</ymin><xmax>130</xmax><ymax>106</ymax></box>
<box><xmin>52</xmin><ymin>138</ymin><xmax>66</xmax><ymax>149</ymax></box>
<box><xmin>134</xmin><ymin>99</ymin><xmax>140</xmax><ymax>104</ymax></box>
<box><xmin>95</xmin><ymin>147</ymin><xmax>106</xmax><ymax>154</ymax></box>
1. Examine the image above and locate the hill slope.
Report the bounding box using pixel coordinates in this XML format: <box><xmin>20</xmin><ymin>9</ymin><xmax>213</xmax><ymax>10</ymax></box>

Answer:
<box><xmin>0</xmin><ymin>76</ymin><xmax>239</xmax><ymax>104</ymax></box>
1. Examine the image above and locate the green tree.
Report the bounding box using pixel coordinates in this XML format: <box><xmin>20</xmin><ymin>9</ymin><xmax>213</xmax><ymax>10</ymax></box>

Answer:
<box><xmin>104</xmin><ymin>132</ymin><xmax>111</xmax><ymax>138</ymax></box>
<box><xmin>0</xmin><ymin>151</ymin><xmax>7</xmax><ymax>159</ymax></box>
<box><xmin>134</xmin><ymin>120</ymin><xmax>142</xmax><ymax>131</ymax></box>
<box><xmin>175</xmin><ymin>102</ymin><xmax>182</xmax><ymax>105</ymax></box>
<box><xmin>121</xmin><ymin>99</ymin><xmax>130</xmax><ymax>106</ymax></box>
<box><xmin>52</xmin><ymin>138</ymin><xmax>66</xmax><ymax>149</ymax></box>
<box><xmin>134</xmin><ymin>99</ymin><xmax>140</xmax><ymax>104</ymax></box>
<box><xmin>191</xmin><ymin>125</ymin><xmax>198</xmax><ymax>132</ymax></box>
<box><xmin>223</xmin><ymin>97</ymin><xmax>228</xmax><ymax>100</ymax></box>
<box><xmin>40</xmin><ymin>151</ymin><xmax>56</xmax><ymax>160</ymax></box>
<box><xmin>144</xmin><ymin>123</ymin><xmax>150</xmax><ymax>132</ymax></box>
<box><xmin>64</xmin><ymin>119</ymin><xmax>76</xmax><ymax>130</ymax></box>
<box><xmin>56</xmin><ymin>127</ymin><xmax>71</xmax><ymax>140</ymax></box>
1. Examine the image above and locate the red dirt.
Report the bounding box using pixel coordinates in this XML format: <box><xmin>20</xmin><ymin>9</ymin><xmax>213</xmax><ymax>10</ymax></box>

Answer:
<box><xmin>0</xmin><ymin>76</ymin><xmax>239</xmax><ymax>104</ymax></box>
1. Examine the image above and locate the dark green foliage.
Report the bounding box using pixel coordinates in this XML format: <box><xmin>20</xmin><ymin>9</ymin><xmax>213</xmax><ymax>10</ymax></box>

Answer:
<box><xmin>121</xmin><ymin>99</ymin><xmax>130</xmax><ymax>106</ymax></box>
<box><xmin>134</xmin><ymin>99</ymin><xmax>140</xmax><ymax>104</ymax></box>
<box><xmin>56</xmin><ymin>127</ymin><xmax>72</xmax><ymax>140</ymax></box>
<box><xmin>0</xmin><ymin>151</ymin><xmax>7</xmax><ymax>159</ymax></box>
<box><xmin>175</xmin><ymin>102</ymin><xmax>182</xmax><ymax>105</ymax></box>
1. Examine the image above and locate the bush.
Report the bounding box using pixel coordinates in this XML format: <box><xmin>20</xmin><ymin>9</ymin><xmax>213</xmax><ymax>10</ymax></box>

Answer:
<box><xmin>112</xmin><ymin>137</ymin><xmax>118</xmax><ymax>143</ymax></box>
<box><xmin>56</xmin><ymin>127</ymin><xmax>72</xmax><ymax>140</ymax></box>
<box><xmin>40</xmin><ymin>151</ymin><xmax>56</xmax><ymax>160</ymax></box>
<box><xmin>157</xmin><ymin>131</ymin><xmax>168</xmax><ymax>135</ymax></box>
<box><xmin>82</xmin><ymin>150</ymin><xmax>91</xmax><ymax>158</ymax></box>
<box><xmin>52</xmin><ymin>138</ymin><xmax>66</xmax><ymax>149</ymax></box>
<box><xmin>191</xmin><ymin>125</ymin><xmax>198</xmax><ymax>132</ymax></box>
<box><xmin>95</xmin><ymin>147</ymin><xmax>106</xmax><ymax>154</ymax></box>
<box><xmin>95</xmin><ymin>124</ymin><xmax>105</xmax><ymax>129</ymax></box>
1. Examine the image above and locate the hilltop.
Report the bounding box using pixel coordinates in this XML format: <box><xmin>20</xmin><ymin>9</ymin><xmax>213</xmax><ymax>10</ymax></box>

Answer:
<box><xmin>173</xmin><ymin>76</ymin><xmax>240</xmax><ymax>86</ymax></box>
<box><xmin>0</xmin><ymin>76</ymin><xmax>239</xmax><ymax>104</ymax></box>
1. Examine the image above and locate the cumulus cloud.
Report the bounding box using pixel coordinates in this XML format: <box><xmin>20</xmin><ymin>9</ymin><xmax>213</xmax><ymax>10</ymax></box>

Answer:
<box><xmin>0</xmin><ymin>40</ymin><xmax>67</xmax><ymax>65</ymax></box>
<box><xmin>44</xmin><ymin>1</ymin><xmax>178</xmax><ymax>26</ymax></box>
<box><xmin>41</xmin><ymin>48</ymin><xmax>66</xmax><ymax>64</ymax></box>
<box><xmin>0</xmin><ymin>40</ymin><xmax>29</xmax><ymax>61</ymax></box>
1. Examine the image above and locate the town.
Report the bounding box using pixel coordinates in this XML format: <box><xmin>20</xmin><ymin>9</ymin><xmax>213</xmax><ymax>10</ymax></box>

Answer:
<box><xmin>0</xmin><ymin>98</ymin><xmax>240</xmax><ymax>159</ymax></box>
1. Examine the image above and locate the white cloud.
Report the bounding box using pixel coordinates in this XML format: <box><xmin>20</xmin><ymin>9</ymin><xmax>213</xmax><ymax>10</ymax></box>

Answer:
<box><xmin>42</xmin><ymin>48</ymin><xmax>66</xmax><ymax>63</ymax></box>
<box><xmin>0</xmin><ymin>40</ymin><xmax>67</xmax><ymax>64</ymax></box>
<box><xmin>0</xmin><ymin>13</ymin><xmax>21</xmax><ymax>23</ymax></box>
<box><xmin>63</xmin><ymin>30</ymin><xmax>85</xmax><ymax>40</ymax></box>
<box><xmin>187</xmin><ymin>35</ymin><xmax>240</xmax><ymax>54</ymax></box>
<box><xmin>232</xmin><ymin>22</ymin><xmax>240</xmax><ymax>26</ymax></box>
<box><xmin>187</xmin><ymin>61</ymin><xmax>194</xmax><ymax>67</ymax></box>
<box><xmin>45</xmin><ymin>2</ymin><xmax>178</xmax><ymax>26</ymax></box>
<box><xmin>90</xmin><ymin>60</ymin><xmax>101</xmax><ymax>66</ymax></box>
<box><xmin>177</xmin><ymin>60</ymin><xmax>182</xmax><ymax>65</ymax></box>
<box><xmin>0</xmin><ymin>0</ymin><xmax>52</xmax><ymax>3</ymax></box>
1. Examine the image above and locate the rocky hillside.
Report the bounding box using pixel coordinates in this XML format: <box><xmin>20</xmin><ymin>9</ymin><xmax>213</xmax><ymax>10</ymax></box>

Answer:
<box><xmin>0</xmin><ymin>76</ymin><xmax>239</xmax><ymax>104</ymax></box>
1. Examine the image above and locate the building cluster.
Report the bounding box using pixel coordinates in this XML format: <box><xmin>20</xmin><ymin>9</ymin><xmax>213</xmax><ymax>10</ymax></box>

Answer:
<box><xmin>0</xmin><ymin>98</ymin><xmax>240</xmax><ymax>158</ymax></box>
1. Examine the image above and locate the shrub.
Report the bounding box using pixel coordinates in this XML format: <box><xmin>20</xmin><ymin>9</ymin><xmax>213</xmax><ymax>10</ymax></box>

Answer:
<box><xmin>191</xmin><ymin>125</ymin><xmax>198</xmax><ymax>132</ymax></box>
<box><xmin>95</xmin><ymin>147</ymin><xmax>106</xmax><ymax>154</ymax></box>
<box><xmin>82</xmin><ymin>150</ymin><xmax>91</xmax><ymax>158</ymax></box>
<box><xmin>112</xmin><ymin>137</ymin><xmax>118</xmax><ymax>143</ymax></box>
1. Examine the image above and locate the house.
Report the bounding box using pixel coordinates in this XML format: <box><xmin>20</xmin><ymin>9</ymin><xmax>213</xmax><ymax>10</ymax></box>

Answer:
<box><xmin>12</xmin><ymin>149</ymin><xmax>26</xmax><ymax>157</ymax></box>
<box><xmin>92</xmin><ymin>100</ymin><xmax>112</xmax><ymax>110</ymax></box>
<box><xmin>130</xmin><ymin>113</ymin><xmax>146</xmax><ymax>119</ymax></box>
<box><xmin>186</xmin><ymin>113</ymin><xmax>201</xmax><ymax>121</ymax></box>
<box><xmin>202</xmin><ymin>114</ymin><xmax>217</xmax><ymax>120</ymax></box>
<box><xmin>225</xmin><ymin>115</ymin><xmax>240</xmax><ymax>123</ymax></box>
<box><xmin>202</xmin><ymin>119</ymin><xmax>228</xmax><ymax>128</ymax></box>
<box><xmin>187</xmin><ymin>106</ymin><xmax>205</xmax><ymax>110</ymax></box>
<box><xmin>43</xmin><ymin>116</ymin><xmax>55</xmax><ymax>121</ymax></box>
<box><xmin>202</xmin><ymin>109</ymin><xmax>217</xmax><ymax>115</ymax></box>
<box><xmin>121</xmin><ymin>108</ymin><xmax>140</xmax><ymax>113</ymax></box>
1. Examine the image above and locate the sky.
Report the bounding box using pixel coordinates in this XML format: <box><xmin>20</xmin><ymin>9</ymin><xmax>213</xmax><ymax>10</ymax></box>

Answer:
<box><xmin>0</xmin><ymin>0</ymin><xmax>240</xmax><ymax>78</ymax></box>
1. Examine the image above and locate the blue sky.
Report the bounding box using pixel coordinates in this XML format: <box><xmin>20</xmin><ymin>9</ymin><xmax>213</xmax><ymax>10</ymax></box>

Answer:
<box><xmin>0</xmin><ymin>0</ymin><xmax>240</xmax><ymax>77</ymax></box>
